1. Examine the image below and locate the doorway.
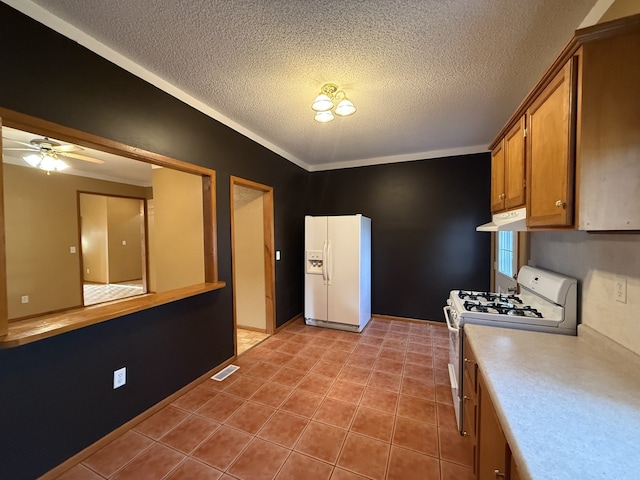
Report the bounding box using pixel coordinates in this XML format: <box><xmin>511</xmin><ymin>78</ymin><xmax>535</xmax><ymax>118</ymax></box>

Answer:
<box><xmin>230</xmin><ymin>176</ymin><xmax>275</xmax><ymax>355</ymax></box>
<box><xmin>79</xmin><ymin>192</ymin><xmax>148</xmax><ymax>305</ymax></box>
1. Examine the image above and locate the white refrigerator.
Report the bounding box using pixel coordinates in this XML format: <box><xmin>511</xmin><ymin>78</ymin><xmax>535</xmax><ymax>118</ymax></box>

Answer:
<box><xmin>304</xmin><ymin>214</ymin><xmax>371</xmax><ymax>332</ymax></box>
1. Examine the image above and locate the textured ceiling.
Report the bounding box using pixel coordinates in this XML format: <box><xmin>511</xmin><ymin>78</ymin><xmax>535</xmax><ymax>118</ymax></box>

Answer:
<box><xmin>6</xmin><ymin>0</ymin><xmax>600</xmax><ymax>171</ymax></box>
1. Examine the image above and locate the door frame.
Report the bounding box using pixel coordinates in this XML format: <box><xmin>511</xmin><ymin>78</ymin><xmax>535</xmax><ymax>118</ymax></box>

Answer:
<box><xmin>230</xmin><ymin>176</ymin><xmax>276</xmax><ymax>354</ymax></box>
<box><xmin>77</xmin><ymin>191</ymin><xmax>149</xmax><ymax>305</ymax></box>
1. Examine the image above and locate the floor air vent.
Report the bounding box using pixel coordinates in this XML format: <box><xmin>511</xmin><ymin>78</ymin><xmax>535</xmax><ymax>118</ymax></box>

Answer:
<box><xmin>211</xmin><ymin>364</ymin><xmax>239</xmax><ymax>381</ymax></box>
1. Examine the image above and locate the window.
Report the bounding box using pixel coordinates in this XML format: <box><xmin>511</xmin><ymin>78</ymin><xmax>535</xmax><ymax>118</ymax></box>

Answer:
<box><xmin>497</xmin><ymin>231</ymin><xmax>516</xmax><ymax>279</ymax></box>
<box><xmin>0</xmin><ymin>107</ymin><xmax>224</xmax><ymax>345</ymax></box>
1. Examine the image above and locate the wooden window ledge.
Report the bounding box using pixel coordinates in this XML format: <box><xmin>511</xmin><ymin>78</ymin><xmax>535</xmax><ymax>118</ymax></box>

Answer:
<box><xmin>0</xmin><ymin>282</ymin><xmax>225</xmax><ymax>348</ymax></box>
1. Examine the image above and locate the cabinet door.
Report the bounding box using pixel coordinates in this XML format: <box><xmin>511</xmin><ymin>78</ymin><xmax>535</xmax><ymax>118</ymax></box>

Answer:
<box><xmin>477</xmin><ymin>375</ymin><xmax>508</xmax><ymax>480</ymax></box>
<box><xmin>490</xmin><ymin>140</ymin><xmax>506</xmax><ymax>213</ymax></box>
<box><xmin>504</xmin><ymin>116</ymin><xmax>526</xmax><ymax>210</ymax></box>
<box><xmin>526</xmin><ymin>58</ymin><xmax>577</xmax><ymax>227</ymax></box>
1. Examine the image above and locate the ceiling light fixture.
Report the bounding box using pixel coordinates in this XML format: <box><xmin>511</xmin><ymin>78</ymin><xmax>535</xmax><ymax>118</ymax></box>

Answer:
<box><xmin>23</xmin><ymin>150</ymin><xmax>69</xmax><ymax>174</ymax></box>
<box><xmin>312</xmin><ymin>83</ymin><xmax>356</xmax><ymax>122</ymax></box>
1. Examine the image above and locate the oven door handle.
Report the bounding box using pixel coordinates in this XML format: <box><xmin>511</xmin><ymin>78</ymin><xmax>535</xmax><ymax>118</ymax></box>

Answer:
<box><xmin>443</xmin><ymin>306</ymin><xmax>458</xmax><ymax>333</ymax></box>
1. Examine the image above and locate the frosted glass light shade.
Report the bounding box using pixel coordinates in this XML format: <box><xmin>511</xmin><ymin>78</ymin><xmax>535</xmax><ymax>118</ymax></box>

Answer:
<box><xmin>335</xmin><ymin>99</ymin><xmax>356</xmax><ymax>116</ymax></box>
<box><xmin>23</xmin><ymin>153</ymin><xmax>42</xmax><ymax>167</ymax></box>
<box><xmin>23</xmin><ymin>153</ymin><xmax>69</xmax><ymax>171</ymax></box>
<box><xmin>314</xmin><ymin>110</ymin><xmax>334</xmax><ymax>122</ymax></box>
<box><xmin>312</xmin><ymin>94</ymin><xmax>333</xmax><ymax>112</ymax></box>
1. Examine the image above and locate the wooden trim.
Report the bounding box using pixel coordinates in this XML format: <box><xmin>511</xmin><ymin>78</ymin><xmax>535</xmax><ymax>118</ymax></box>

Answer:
<box><xmin>1</xmin><ymin>282</ymin><xmax>225</xmax><ymax>348</ymax></box>
<box><xmin>0</xmin><ymin>108</ymin><xmax>215</xmax><ymax>176</ymax></box>
<box><xmin>0</xmin><ymin>108</ymin><xmax>223</xmax><ymax>346</ymax></box>
<box><xmin>275</xmin><ymin>313</ymin><xmax>303</xmax><ymax>332</ymax></box>
<box><xmin>39</xmin><ymin>355</ymin><xmax>238</xmax><ymax>480</ymax></box>
<box><xmin>75</xmin><ymin>191</ymin><xmax>150</xmax><ymax>305</ymax></box>
<box><xmin>229</xmin><ymin>176</ymin><xmax>277</xmax><ymax>348</ymax></box>
<box><xmin>371</xmin><ymin>314</ymin><xmax>447</xmax><ymax>328</ymax></box>
<box><xmin>575</xmin><ymin>12</ymin><xmax>640</xmax><ymax>43</ymax></box>
<box><xmin>262</xmin><ymin>186</ymin><xmax>276</xmax><ymax>335</ymax></box>
<box><xmin>0</xmin><ymin>118</ymin><xmax>7</xmax><ymax>336</ymax></box>
<box><xmin>202</xmin><ymin>173</ymin><xmax>218</xmax><ymax>283</ymax></box>
<box><xmin>237</xmin><ymin>324</ymin><xmax>268</xmax><ymax>333</ymax></box>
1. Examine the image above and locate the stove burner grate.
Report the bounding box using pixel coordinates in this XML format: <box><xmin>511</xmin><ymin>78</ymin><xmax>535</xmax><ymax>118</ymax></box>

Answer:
<box><xmin>458</xmin><ymin>290</ymin><xmax>523</xmax><ymax>304</ymax></box>
<box><xmin>462</xmin><ymin>301</ymin><xmax>543</xmax><ymax>318</ymax></box>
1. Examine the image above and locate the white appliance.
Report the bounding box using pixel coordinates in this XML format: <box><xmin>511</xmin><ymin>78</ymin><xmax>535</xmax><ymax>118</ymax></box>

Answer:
<box><xmin>476</xmin><ymin>207</ymin><xmax>528</xmax><ymax>232</ymax></box>
<box><xmin>304</xmin><ymin>214</ymin><xmax>371</xmax><ymax>332</ymax></box>
<box><xmin>443</xmin><ymin>265</ymin><xmax>578</xmax><ymax>432</ymax></box>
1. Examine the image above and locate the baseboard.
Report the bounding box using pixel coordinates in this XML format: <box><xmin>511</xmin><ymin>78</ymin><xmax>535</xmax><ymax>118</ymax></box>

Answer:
<box><xmin>372</xmin><ymin>313</ymin><xmax>446</xmax><ymax>328</ymax></box>
<box><xmin>40</xmin><ymin>356</ymin><xmax>238</xmax><ymax>480</ymax></box>
<box><xmin>276</xmin><ymin>313</ymin><xmax>303</xmax><ymax>332</ymax></box>
<box><xmin>236</xmin><ymin>324</ymin><xmax>268</xmax><ymax>333</ymax></box>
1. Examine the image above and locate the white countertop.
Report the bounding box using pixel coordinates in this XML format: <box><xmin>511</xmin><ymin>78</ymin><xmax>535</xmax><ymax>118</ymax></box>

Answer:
<box><xmin>465</xmin><ymin>323</ymin><xmax>640</xmax><ymax>480</ymax></box>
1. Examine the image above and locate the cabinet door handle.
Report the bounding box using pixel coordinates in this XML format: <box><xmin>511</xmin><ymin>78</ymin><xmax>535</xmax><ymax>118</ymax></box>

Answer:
<box><xmin>462</xmin><ymin>431</ymin><xmax>470</xmax><ymax>437</ymax></box>
<box><xmin>464</xmin><ymin>358</ymin><xmax>476</xmax><ymax>365</ymax></box>
<box><xmin>494</xmin><ymin>470</ymin><xmax>506</xmax><ymax>478</ymax></box>
<box><xmin>555</xmin><ymin>200</ymin><xmax>566</xmax><ymax>207</ymax></box>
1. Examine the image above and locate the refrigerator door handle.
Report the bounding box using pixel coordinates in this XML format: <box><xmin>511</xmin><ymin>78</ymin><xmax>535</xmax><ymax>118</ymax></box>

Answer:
<box><xmin>327</xmin><ymin>240</ymin><xmax>333</xmax><ymax>285</ymax></box>
<box><xmin>322</xmin><ymin>241</ymin><xmax>328</xmax><ymax>284</ymax></box>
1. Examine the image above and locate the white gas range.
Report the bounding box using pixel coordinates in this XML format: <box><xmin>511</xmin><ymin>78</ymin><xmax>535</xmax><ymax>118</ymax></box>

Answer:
<box><xmin>443</xmin><ymin>265</ymin><xmax>578</xmax><ymax>433</ymax></box>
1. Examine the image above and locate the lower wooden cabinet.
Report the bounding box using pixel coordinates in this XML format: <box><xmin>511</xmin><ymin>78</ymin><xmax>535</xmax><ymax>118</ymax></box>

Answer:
<box><xmin>477</xmin><ymin>374</ymin><xmax>509</xmax><ymax>479</ymax></box>
<box><xmin>465</xmin><ymin>336</ymin><xmax>522</xmax><ymax>480</ymax></box>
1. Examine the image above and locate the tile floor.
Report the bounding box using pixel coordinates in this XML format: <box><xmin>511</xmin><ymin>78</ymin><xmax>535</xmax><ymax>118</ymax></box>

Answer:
<box><xmin>56</xmin><ymin>317</ymin><xmax>473</xmax><ymax>480</ymax></box>
<box><xmin>83</xmin><ymin>281</ymin><xmax>145</xmax><ymax>306</ymax></box>
<box><xmin>237</xmin><ymin>328</ymin><xmax>271</xmax><ymax>355</ymax></box>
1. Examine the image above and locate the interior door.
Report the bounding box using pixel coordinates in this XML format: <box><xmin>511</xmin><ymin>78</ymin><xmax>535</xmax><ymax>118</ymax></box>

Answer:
<box><xmin>327</xmin><ymin>215</ymin><xmax>361</xmax><ymax>326</ymax></box>
<box><xmin>304</xmin><ymin>216</ymin><xmax>328</xmax><ymax>321</ymax></box>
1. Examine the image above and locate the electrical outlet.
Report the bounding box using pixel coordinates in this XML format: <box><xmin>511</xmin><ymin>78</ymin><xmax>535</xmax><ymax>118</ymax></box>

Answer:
<box><xmin>113</xmin><ymin>367</ymin><xmax>127</xmax><ymax>389</ymax></box>
<box><xmin>21</xmin><ymin>295</ymin><xmax>29</xmax><ymax>304</ymax></box>
<box><xmin>70</xmin><ymin>246</ymin><xmax>77</xmax><ymax>254</ymax></box>
<box><xmin>86</xmin><ymin>268</ymin><xmax>90</xmax><ymax>274</ymax></box>
<box><xmin>614</xmin><ymin>276</ymin><xmax>627</xmax><ymax>304</ymax></box>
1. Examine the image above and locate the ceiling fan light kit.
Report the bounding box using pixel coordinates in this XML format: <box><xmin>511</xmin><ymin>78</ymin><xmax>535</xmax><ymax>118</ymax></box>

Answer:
<box><xmin>3</xmin><ymin>135</ymin><xmax>105</xmax><ymax>174</ymax></box>
<box><xmin>23</xmin><ymin>152</ymin><xmax>69</xmax><ymax>173</ymax></box>
<box><xmin>312</xmin><ymin>83</ymin><xmax>356</xmax><ymax>122</ymax></box>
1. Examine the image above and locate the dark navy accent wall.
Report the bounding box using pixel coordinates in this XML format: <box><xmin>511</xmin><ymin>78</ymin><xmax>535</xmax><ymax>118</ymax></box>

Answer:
<box><xmin>308</xmin><ymin>155</ymin><xmax>492</xmax><ymax>321</ymax></box>
<box><xmin>0</xmin><ymin>3</ymin><xmax>490</xmax><ymax>479</ymax></box>
<box><xmin>0</xmin><ymin>4</ymin><xmax>307</xmax><ymax>479</ymax></box>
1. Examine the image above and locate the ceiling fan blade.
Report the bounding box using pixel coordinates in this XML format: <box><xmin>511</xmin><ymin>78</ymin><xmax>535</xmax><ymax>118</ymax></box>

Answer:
<box><xmin>3</xmin><ymin>147</ymin><xmax>36</xmax><ymax>151</ymax></box>
<box><xmin>60</xmin><ymin>152</ymin><xmax>105</xmax><ymax>164</ymax></box>
<box><xmin>2</xmin><ymin>138</ymin><xmax>34</xmax><ymax>148</ymax></box>
<box><xmin>53</xmin><ymin>144</ymin><xmax>83</xmax><ymax>153</ymax></box>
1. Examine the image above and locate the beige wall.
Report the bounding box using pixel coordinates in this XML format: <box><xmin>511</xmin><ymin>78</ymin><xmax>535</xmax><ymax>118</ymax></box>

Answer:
<box><xmin>107</xmin><ymin>196</ymin><xmax>143</xmax><ymax>283</ymax></box>
<box><xmin>80</xmin><ymin>194</ymin><xmax>109</xmax><ymax>283</ymax></box>
<box><xmin>233</xmin><ymin>185</ymin><xmax>266</xmax><ymax>330</ymax></box>
<box><xmin>4</xmin><ymin>164</ymin><xmax>148</xmax><ymax>319</ymax></box>
<box><xmin>530</xmin><ymin>231</ymin><xmax>640</xmax><ymax>355</ymax></box>
<box><xmin>599</xmin><ymin>0</ymin><xmax>640</xmax><ymax>22</ymax></box>
<box><xmin>149</xmin><ymin>167</ymin><xmax>204</xmax><ymax>292</ymax></box>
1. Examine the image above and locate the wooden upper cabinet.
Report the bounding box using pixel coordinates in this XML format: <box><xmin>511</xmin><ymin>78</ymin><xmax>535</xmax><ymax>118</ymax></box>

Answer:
<box><xmin>490</xmin><ymin>140</ymin><xmax>506</xmax><ymax>212</ymax></box>
<box><xmin>504</xmin><ymin>117</ymin><xmax>526</xmax><ymax>210</ymax></box>
<box><xmin>491</xmin><ymin>117</ymin><xmax>526</xmax><ymax>214</ymax></box>
<box><xmin>526</xmin><ymin>58</ymin><xmax>577</xmax><ymax>228</ymax></box>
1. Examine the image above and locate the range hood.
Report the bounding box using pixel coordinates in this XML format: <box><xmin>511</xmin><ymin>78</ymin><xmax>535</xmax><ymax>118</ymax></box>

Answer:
<box><xmin>476</xmin><ymin>207</ymin><xmax>527</xmax><ymax>232</ymax></box>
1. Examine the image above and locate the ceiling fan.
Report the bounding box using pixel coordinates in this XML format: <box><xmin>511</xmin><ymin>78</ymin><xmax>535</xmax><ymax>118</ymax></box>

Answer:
<box><xmin>3</xmin><ymin>136</ymin><xmax>105</xmax><ymax>173</ymax></box>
